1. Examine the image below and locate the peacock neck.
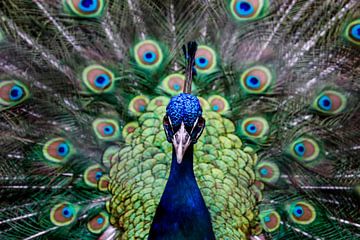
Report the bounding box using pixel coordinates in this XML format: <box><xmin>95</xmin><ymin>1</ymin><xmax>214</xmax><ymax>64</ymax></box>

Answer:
<box><xmin>148</xmin><ymin>144</ymin><xmax>216</xmax><ymax>239</ymax></box>
<box><xmin>168</xmin><ymin>144</ymin><xmax>195</xmax><ymax>181</ymax></box>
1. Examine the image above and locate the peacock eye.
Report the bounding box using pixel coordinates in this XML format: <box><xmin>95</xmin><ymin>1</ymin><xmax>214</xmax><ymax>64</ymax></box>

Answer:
<box><xmin>92</xmin><ymin>118</ymin><xmax>120</xmax><ymax>141</ymax></box>
<box><xmin>190</xmin><ymin>116</ymin><xmax>205</xmax><ymax>143</ymax></box>
<box><xmin>256</xmin><ymin>161</ymin><xmax>280</xmax><ymax>184</ymax></box>
<box><xmin>50</xmin><ymin>202</ymin><xmax>77</xmax><ymax>226</ymax></box>
<box><xmin>82</xmin><ymin>65</ymin><xmax>115</xmax><ymax>93</ymax></box>
<box><xmin>0</xmin><ymin>80</ymin><xmax>29</xmax><ymax>109</ymax></box>
<box><xmin>289</xmin><ymin>137</ymin><xmax>320</xmax><ymax>162</ymax></box>
<box><xmin>87</xmin><ymin>212</ymin><xmax>109</xmax><ymax>234</ymax></box>
<box><xmin>288</xmin><ymin>201</ymin><xmax>316</xmax><ymax>225</ymax></box>
<box><xmin>161</xmin><ymin>74</ymin><xmax>186</xmax><ymax>95</ymax></box>
<box><xmin>194</xmin><ymin>45</ymin><xmax>217</xmax><ymax>73</ymax></box>
<box><xmin>344</xmin><ymin>20</ymin><xmax>360</xmax><ymax>45</ymax></box>
<box><xmin>240</xmin><ymin>66</ymin><xmax>273</xmax><ymax>94</ymax></box>
<box><xmin>260</xmin><ymin>210</ymin><xmax>281</xmax><ymax>232</ymax></box>
<box><xmin>43</xmin><ymin>138</ymin><xmax>74</xmax><ymax>163</ymax></box>
<box><xmin>230</xmin><ymin>0</ymin><xmax>268</xmax><ymax>21</ymax></box>
<box><xmin>134</xmin><ymin>40</ymin><xmax>163</xmax><ymax>69</ymax></box>
<box><xmin>312</xmin><ymin>90</ymin><xmax>346</xmax><ymax>115</ymax></box>
<box><xmin>65</xmin><ymin>0</ymin><xmax>105</xmax><ymax>17</ymax></box>
<box><xmin>83</xmin><ymin>165</ymin><xmax>105</xmax><ymax>188</ymax></box>
<box><xmin>129</xmin><ymin>95</ymin><xmax>149</xmax><ymax>116</ymax></box>
<box><xmin>163</xmin><ymin>115</ymin><xmax>175</xmax><ymax>142</ymax></box>
<box><xmin>207</xmin><ymin>95</ymin><xmax>229</xmax><ymax>114</ymax></box>
<box><xmin>240</xmin><ymin>117</ymin><xmax>269</xmax><ymax>141</ymax></box>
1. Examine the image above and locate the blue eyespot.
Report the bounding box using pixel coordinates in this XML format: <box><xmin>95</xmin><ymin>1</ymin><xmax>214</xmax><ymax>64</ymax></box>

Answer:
<box><xmin>212</xmin><ymin>105</ymin><xmax>219</xmax><ymax>111</ymax></box>
<box><xmin>9</xmin><ymin>85</ymin><xmax>24</xmax><ymax>101</ymax></box>
<box><xmin>351</xmin><ymin>24</ymin><xmax>360</xmax><ymax>40</ymax></box>
<box><xmin>245</xmin><ymin>76</ymin><xmax>261</xmax><ymax>89</ymax></box>
<box><xmin>294</xmin><ymin>143</ymin><xmax>305</xmax><ymax>157</ymax></box>
<box><xmin>97</xmin><ymin>217</ymin><xmax>104</xmax><ymax>224</ymax></box>
<box><xmin>195</xmin><ymin>57</ymin><xmax>209</xmax><ymax>68</ymax></box>
<box><xmin>246</xmin><ymin>123</ymin><xmax>257</xmax><ymax>134</ymax></box>
<box><xmin>139</xmin><ymin>105</ymin><xmax>145</xmax><ymax>112</ymax></box>
<box><xmin>293</xmin><ymin>206</ymin><xmax>304</xmax><ymax>217</ymax></box>
<box><xmin>260</xmin><ymin>167</ymin><xmax>268</xmax><ymax>176</ymax></box>
<box><xmin>95</xmin><ymin>171</ymin><xmax>103</xmax><ymax>181</ymax></box>
<box><xmin>235</xmin><ymin>1</ymin><xmax>254</xmax><ymax>17</ymax></box>
<box><xmin>79</xmin><ymin>0</ymin><xmax>98</xmax><ymax>12</ymax></box>
<box><xmin>143</xmin><ymin>51</ymin><xmax>156</xmax><ymax>64</ymax></box>
<box><xmin>173</xmin><ymin>84</ymin><xmax>181</xmax><ymax>91</ymax></box>
<box><xmin>57</xmin><ymin>143</ymin><xmax>70</xmax><ymax>157</ymax></box>
<box><xmin>318</xmin><ymin>96</ymin><xmax>332</xmax><ymax>111</ymax></box>
<box><xmin>103</xmin><ymin>125</ymin><xmax>114</xmax><ymax>135</ymax></box>
<box><xmin>94</xmin><ymin>74</ymin><xmax>111</xmax><ymax>89</ymax></box>
<box><xmin>62</xmin><ymin>207</ymin><xmax>73</xmax><ymax>218</ymax></box>
<box><xmin>264</xmin><ymin>215</ymin><xmax>271</xmax><ymax>222</ymax></box>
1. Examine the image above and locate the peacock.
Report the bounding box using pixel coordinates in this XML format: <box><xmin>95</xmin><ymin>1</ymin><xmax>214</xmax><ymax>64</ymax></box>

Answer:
<box><xmin>0</xmin><ymin>0</ymin><xmax>360</xmax><ymax>239</ymax></box>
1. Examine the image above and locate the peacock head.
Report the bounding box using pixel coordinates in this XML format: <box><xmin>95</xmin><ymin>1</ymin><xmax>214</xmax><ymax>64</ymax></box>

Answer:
<box><xmin>164</xmin><ymin>93</ymin><xmax>205</xmax><ymax>164</ymax></box>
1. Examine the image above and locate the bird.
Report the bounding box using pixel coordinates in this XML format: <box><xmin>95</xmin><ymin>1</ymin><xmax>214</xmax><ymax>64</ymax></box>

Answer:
<box><xmin>0</xmin><ymin>0</ymin><xmax>359</xmax><ymax>239</ymax></box>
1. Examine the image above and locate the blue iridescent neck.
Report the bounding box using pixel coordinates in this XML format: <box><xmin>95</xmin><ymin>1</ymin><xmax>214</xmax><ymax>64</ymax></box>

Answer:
<box><xmin>148</xmin><ymin>144</ymin><xmax>215</xmax><ymax>240</ymax></box>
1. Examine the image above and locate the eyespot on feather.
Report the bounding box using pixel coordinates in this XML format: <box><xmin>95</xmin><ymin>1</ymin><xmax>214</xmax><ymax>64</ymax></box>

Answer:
<box><xmin>82</xmin><ymin>65</ymin><xmax>115</xmax><ymax>93</ymax></box>
<box><xmin>50</xmin><ymin>202</ymin><xmax>78</xmax><ymax>226</ymax></box>
<box><xmin>312</xmin><ymin>90</ymin><xmax>347</xmax><ymax>115</ymax></box>
<box><xmin>240</xmin><ymin>117</ymin><xmax>269</xmax><ymax>141</ymax></box>
<box><xmin>43</xmin><ymin>138</ymin><xmax>74</xmax><ymax>163</ymax></box>
<box><xmin>288</xmin><ymin>201</ymin><xmax>316</xmax><ymax>225</ymax></box>
<box><xmin>194</xmin><ymin>45</ymin><xmax>217</xmax><ymax>73</ymax></box>
<box><xmin>98</xmin><ymin>175</ymin><xmax>110</xmax><ymax>192</ymax></box>
<box><xmin>289</xmin><ymin>137</ymin><xmax>320</xmax><ymax>162</ymax></box>
<box><xmin>64</xmin><ymin>0</ymin><xmax>105</xmax><ymax>17</ymax></box>
<box><xmin>0</xmin><ymin>80</ymin><xmax>29</xmax><ymax>109</ymax></box>
<box><xmin>134</xmin><ymin>40</ymin><xmax>163</xmax><ymax>70</ymax></box>
<box><xmin>84</xmin><ymin>164</ymin><xmax>106</xmax><ymax>188</ymax></box>
<box><xmin>256</xmin><ymin>161</ymin><xmax>280</xmax><ymax>184</ymax></box>
<box><xmin>129</xmin><ymin>96</ymin><xmax>149</xmax><ymax>116</ymax></box>
<box><xmin>87</xmin><ymin>212</ymin><xmax>109</xmax><ymax>234</ymax></box>
<box><xmin>260</xmin><ymin>209</ymin><xmax>281</xmax><ymax>232</ymax></box>
<box><xmin>240</xmin><ymin>66</ymin><xmax>273</xmax><ymax>94</ymax></box>
<box><xmin>207</xmin><ymin>95</ymin><xmax>229</xmax><ymax>114</ymax></box>
<box><xmin>92</xmin><ymin>118</ymin><xmax>120</xmax><ymax>141</ymax></box>
<box><xmin>161</xmin><ymin>74</ymin><xmax>186</xmax><ymax>95</ymax></box>
<box><xmin>229</xmin><ymin>0</ymin><xmax>269</xmax><ymax>21</ymax></box>
<box><xmin>344</xmin><ymin>19</ymin><xmax>360</xmax><ymax>45</ymax></box>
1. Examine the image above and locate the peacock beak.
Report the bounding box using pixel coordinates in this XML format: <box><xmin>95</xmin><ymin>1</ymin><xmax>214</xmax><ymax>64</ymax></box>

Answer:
<box><xmin>172</xmin><ymin>122</ymin><xmax>191</xmax><ymax>164</ymax></box>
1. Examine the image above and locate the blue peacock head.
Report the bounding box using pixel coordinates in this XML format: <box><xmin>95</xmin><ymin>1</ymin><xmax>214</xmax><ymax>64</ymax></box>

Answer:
<box><xmin>163</xmin><ymin>93</ymin><xmax>205</xmax><ymax>164</ymax></box>
<box><xmin>162</xmin><ymin>42</ymin><xmax>205</xmax><ymax>164</ymax></box>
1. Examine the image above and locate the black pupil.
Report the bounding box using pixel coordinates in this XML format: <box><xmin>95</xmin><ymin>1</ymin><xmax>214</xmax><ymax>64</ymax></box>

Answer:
<box><xmin>240</xmin><ymin>2</ymin><xmax>251</xmax><ymax>11</ymax></box>
<box><xmin>323</xmin><ymin>99</ymin><xmax>330</xmax><ymax>107</ymax></box>
<box><xmin>199</xmin><ymin>58</ymin><xmax>206</xmax><ymax>64</ymax></box>
<box><xmin>298</xmin><ymin>146</ymin><xmax>304</xmax><ymax>152</ymax></box>
<box><xmin>96</xmin><ymin>76</ymin><xmax>105</xmax><ymax>84</ymax></box>
<box><xmin>81</xmin><ymin>0</ymin><xmax>93</xmax><ymax>8</ymax></box>
<box><xmin>145</xmin><ymin>53</ymin><xmax>153</xmax><ymax>59</ymax></box>
<box><xmin>11</xmin><ymin>89</ymin><xmax>19</xmax><ymax>97</ymax></box>
<box><xmin>250</xmin><ymin>77</ymin><xmax>259</xmax><ymax>85</ymax></box>
<box><xmin>59</xmin><ymin>147</ymin><xmax>65</xmax><ymax>153</ymax></box>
